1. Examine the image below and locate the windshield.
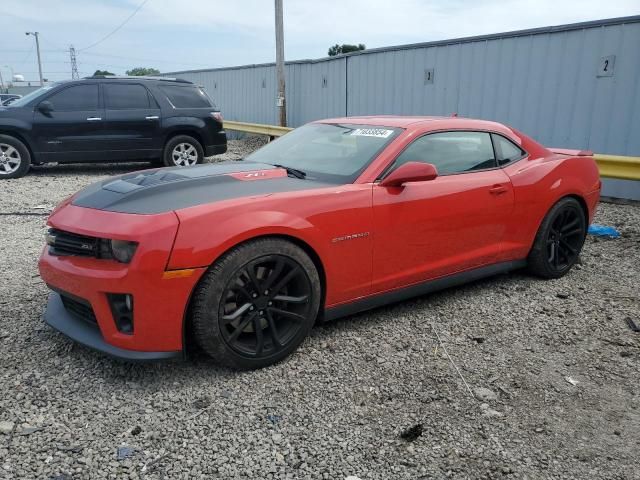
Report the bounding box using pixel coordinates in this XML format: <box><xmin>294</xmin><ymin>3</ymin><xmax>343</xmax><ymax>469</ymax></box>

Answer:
<box><xmin>8</xmin><ymin>84</ymin><xmax>58</xmax><ymax>107</ymax></box>
<box><xmin>244</xmin><ymin>123</ymin><xmax>402</xmax><ymax>183</ymax></box>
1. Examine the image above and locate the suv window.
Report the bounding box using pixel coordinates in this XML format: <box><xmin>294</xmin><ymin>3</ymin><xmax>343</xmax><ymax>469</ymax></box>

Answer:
<box><xmin>492</xmin><ymin>133</ymin><xmax>526</xmax><ymax>166</ymax></box>
<box><xmin>159</xmin><ymin>85</ymin><xmax>212</xmax><ymax>108</ymax></box>
<box><xmin>46</xmin><ymin>84</ymin><xmax>99</xmax><ymax>111</ymax></box>
<box><xmin>394</xmin><ymin>131</ymin><xmax>496</xmax><ymax>175</ymax></box>
<box><xmin>105</xmin><ymin>83</ymin><xmax>151</xmax><ymax>109</ymax></box>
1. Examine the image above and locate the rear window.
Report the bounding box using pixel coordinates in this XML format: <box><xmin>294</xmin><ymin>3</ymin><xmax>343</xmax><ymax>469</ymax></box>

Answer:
<box><xmin>492</xmin><ymin>133</ymin><xmax>527</xmax><ymax>166</ymax></box>
<box><xmin>105</xmin><ymin>83</ymin><xmax>151</xmax><ymax>109</ymax></box>
<box><xmin>159</xmin><ymin>85</ymin><xmax>212</xmax><ymax>108</ymax></box>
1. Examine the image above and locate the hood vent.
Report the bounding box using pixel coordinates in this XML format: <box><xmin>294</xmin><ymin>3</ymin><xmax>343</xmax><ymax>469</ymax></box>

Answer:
<box><xmin>103</xmin><ymin>171</ymin><xmax>188</xmax><ymax>193</ymax></box>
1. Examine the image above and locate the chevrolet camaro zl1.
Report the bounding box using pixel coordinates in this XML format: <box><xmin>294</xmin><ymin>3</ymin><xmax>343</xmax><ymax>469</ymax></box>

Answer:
<box><xmin>39</xmin><ymin>116</ymin><xmax>600</xmax><ymax>368</ymax></box>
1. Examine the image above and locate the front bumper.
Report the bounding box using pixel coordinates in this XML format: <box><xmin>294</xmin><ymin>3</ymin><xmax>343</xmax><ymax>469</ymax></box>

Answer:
<box><xmin>45</xmin><ymin>292</ymin><xmax>182</xmax><ymax>361</ymax></box>
<box><xmin>39</xmin><ymin>203</ymin><xmax>206</xmax><ymax>360</ymax></box>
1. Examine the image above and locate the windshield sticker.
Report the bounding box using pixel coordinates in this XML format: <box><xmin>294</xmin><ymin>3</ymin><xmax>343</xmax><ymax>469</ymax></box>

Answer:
<box><xmin>350</xmin><ymin>128</ymin><xmax>393</xmax><ymax>138</ymax></box>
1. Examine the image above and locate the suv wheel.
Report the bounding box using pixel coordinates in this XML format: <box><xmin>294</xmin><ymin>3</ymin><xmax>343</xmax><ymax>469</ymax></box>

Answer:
<box><xmin>163</xmin><ymin>135</ymin><xmax>204</xmax><ymax>167</ymax></box>
<box><xmin>0</xmin><ymin>135</ymin><xmax>31</xmax><ymax>179</ymax></box>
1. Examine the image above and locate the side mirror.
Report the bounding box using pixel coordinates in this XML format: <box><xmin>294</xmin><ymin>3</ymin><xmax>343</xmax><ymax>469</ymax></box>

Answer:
<box><xmin>380</xmin><ymin>161</ymin><xmax>438</xmax><ymax>187</ymax></box>
<box><xmin>38</xmin><ymin>101</ymin><xmax>54</xmax><ymax>114</ymax></box>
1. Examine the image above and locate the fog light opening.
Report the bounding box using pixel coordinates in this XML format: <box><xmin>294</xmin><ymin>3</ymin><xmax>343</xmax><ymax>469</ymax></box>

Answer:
<box><xmin>107</xmin><ymin>293</ymin><xmax>134</xmax><ymax>335</ymax></box>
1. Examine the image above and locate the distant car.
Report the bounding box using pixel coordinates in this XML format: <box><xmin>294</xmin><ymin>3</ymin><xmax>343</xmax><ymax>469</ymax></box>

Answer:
<box><xmin>0</xmin><ymin>94</ymin><xmax>21</xmax><ymax>106</ymax></box>
<box><xmin>39</xmin><ymin>116</ymin><xmax>600</xmax><ymax>368</ymax></box>
<box><xmin>0</xmin><ymin>76</ymin><xmax>226</xmax><ymax>179</ymax></box>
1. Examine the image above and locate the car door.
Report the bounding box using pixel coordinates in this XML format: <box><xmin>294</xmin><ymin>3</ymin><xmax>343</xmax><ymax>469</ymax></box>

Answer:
<box><xmin>32</xmin><ymin>83</ymin><xmax>106</xmax><ymax>162</ymax></box>
<box><xmin>371</xmin><ymin>130</ymin><xmax>514</xmax><ymax>293</ymax></box>
<box><xmin>103</xmin><ymin>82</ymin><xmax>161</xmax><ymax>160</ymax></box>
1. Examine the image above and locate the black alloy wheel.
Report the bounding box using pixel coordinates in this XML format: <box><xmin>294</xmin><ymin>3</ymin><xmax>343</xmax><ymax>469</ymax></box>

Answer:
<box><xmin>219</xmin><ymin>255</ymin><xmax>312</xmax><ymax>357</ymax></box>
<box><xmin>528</xmin><ymin>197</ymin><xmax>586</xmax><ymax>279</ymax></box>
<box><xmin>190</xmin><ymin>238</ymin><xmax>321</xmax><ymax>369</ymax></box>
<box><xmin>546</xmin><ymin>207</ymin><xmax>584</xmax><ymax>271</ymax></box>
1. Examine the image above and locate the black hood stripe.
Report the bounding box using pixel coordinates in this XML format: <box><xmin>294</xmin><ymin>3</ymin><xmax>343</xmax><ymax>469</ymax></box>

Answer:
<box><xmin>71</xmin><ymin>162</ymin><xmax>330</xmax><ymax>214</ymax></box>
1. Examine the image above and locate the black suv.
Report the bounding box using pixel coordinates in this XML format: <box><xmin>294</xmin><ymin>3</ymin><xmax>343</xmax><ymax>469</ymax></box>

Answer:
<box><xmin>0</xmin><ymin>76</ymin><xmax>227</xmax><ymax>179</ymax></box>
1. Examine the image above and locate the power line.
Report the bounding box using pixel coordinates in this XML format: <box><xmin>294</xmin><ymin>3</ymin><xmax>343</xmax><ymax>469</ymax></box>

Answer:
<box><xmin>79</xmin><ymin>0</ymin><xmax>151</xmax><ymax>52</ymax></box>
<box><xmin>17</xmin><ymin>45</ymin><xmax>35</xmax><ymax>64</ymax></box>
<box><xmin>80</xmin><ymin>51</ymin><xmax>215</xmax><ymax>67</ymax></box>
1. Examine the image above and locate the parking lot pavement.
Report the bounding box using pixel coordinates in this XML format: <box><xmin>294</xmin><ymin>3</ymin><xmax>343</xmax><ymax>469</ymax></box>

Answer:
<box><xmin>0</xmin><ymin>140</ymin><xmax>638</xmax><ymax>479</ymax></box>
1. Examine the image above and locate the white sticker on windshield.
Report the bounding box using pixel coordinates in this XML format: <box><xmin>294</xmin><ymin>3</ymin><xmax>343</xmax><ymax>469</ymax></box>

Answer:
<box><xmin>350</xmin><ymin>128</ymin><xmax>393</xmax><ymax>138</ymax></box>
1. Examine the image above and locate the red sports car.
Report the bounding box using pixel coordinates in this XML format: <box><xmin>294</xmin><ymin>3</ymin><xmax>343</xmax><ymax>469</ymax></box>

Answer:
<box><xmin>39</xmin><ymin>116</ymin><xmax>600</xmax><ymax>368</ymax></box>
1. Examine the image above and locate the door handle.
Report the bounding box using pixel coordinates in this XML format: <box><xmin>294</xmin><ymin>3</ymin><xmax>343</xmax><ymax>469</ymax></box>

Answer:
<box><xmin>489</xmin><ymin>184</ymin><xmax>508</xmax><ymax>195</ymax></box>
<box><xmin>86</xmin><ymin>117</ymin><xmax>102</xmax><ymax>121</ymax></box>
<box><xmin>145</xmin><ymin>115</ymin><xmax>159</xmax><ymax>120</ymax></box>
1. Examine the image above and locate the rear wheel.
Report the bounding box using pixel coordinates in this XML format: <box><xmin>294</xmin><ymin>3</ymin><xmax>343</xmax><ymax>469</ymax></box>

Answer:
<box><xmin>191</xmin><ymin>238</ymin><xmax>321</xmax><ymax>369</ymax></box>
<box><xmin>527</xmin><ymin>197</ymin><xmax>586</xmax><ymax>279</ymax></box>
<box><xmin>0</xmin><ymin>135</ymin><xmax>31</xmax><ymax>179</ymax></box>
<box><xmin>163</xmin><ymin>135</ymin><xmax>204</xmax><ymax>167</ymax></box>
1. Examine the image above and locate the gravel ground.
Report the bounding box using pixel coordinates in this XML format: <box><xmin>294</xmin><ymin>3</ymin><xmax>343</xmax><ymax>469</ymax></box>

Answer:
<box><xmin>0</xmin><ymin>139</ymin><xmax>638</xmax><ymax>479</ymax></box>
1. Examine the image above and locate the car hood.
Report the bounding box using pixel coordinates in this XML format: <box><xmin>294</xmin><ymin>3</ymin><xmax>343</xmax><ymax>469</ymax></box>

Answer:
<box><xmin>71</xmin><ymin>162</ymin><xmax>330</xmax><ymax>214</ymax></box>
<box><xmin>0</xmin><ymin>106</ymin><xmax>31</xmax><ymax>119</ymax></box>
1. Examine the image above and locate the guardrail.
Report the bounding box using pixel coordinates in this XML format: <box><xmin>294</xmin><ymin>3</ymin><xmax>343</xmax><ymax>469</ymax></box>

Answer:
<box><xmin>224</xmin><ymin>120</ymin><xmax>292</xmax><ymax>138</ymax></box>
<box><xmin>593</xmin><ymin>154</ymin><xmax>640</xmax><ymax>181</ymax></box>
<box><xmin>223</xmin><ymin>120</ymin><xmax>640</xmax><ymax>181</ymax></box>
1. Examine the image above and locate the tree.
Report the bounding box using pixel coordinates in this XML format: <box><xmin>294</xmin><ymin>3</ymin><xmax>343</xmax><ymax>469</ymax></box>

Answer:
<box><xmin>125</xmin><ymin>67</ymin><xmax>160</xmax><ymax>76</ymax></box>
<box><xmin>93</xmin><ymin>69</ymin><xmax>115</xmax><ymax>76</ymax></box>
<box><xmin>328</xmin><ymin>43</ymin><xmax>366</xmax><ymax>56</ymax></box>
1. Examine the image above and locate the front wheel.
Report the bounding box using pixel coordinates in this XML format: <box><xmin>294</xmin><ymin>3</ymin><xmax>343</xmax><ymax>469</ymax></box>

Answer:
<box><xmin>0</xmin><ymin>135</ymin><xmax>31</xmax><ymax>179</ymax></box>
<box><xmin>163</xmin><ymin>135</ymin><xmax>204</xmax><ymax>167</ymax></box>
<box><xmin>190</xmin><ymin>238</ymin><xmax>322</xmax><ymax>369</ymax></box>
<box><xmin>527</xmin><ymin>197</ymin><xmax>587</xmax><ymax>279</ymax></box>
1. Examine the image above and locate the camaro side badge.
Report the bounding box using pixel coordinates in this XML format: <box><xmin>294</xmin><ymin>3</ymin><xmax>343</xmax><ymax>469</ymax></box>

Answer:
<box><xmin>332</xmin><ymin>232</ymin><xmax>370</xmax><ymax>243</ymax></box>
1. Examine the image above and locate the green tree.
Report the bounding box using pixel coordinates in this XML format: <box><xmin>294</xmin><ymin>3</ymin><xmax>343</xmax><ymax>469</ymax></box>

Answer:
<box><xmin>328</xmin><ymin>43</ymin><xmax>366</xmax><ymax>56</ymax></box>
<box><xmin>125</xmin><ymin>67</ymin><xmax>161</xmax><ymax>76</ymax></box>
<box><xmin>93</xmin><ymin>69</ymin><xmax>115</xmax><ymax>76</ymax></box>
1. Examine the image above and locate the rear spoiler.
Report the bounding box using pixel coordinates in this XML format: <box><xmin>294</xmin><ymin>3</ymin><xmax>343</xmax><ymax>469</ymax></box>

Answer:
<box><xmin>549</xmin><ymin>148</ymin><xmax>593</xmax><ymax>156</ymax></box>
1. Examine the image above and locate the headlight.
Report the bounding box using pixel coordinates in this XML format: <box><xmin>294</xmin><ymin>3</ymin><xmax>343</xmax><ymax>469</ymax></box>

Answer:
<box><xmin>110</xmin><ymin>239</ymin><xmax>138</xmax><ymax>263</ymax></box>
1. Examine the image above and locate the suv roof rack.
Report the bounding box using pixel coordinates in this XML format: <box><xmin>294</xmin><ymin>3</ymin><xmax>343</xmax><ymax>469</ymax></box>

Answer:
<box><xmin>83</xmin><ymin>75</ymin><xmax>192</xmax><ymax>84</ymax></box>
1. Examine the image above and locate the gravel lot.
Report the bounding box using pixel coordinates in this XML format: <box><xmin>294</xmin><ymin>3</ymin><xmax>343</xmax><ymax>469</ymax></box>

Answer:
<box><xmin>1</xmin><ymin>138</ymin><xmax>638</xmax><ymax>479</ymax></box>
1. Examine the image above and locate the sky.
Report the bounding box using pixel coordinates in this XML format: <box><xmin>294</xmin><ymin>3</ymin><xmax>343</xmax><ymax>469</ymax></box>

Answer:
<box><xmin>1</xmin><ymin>0</ymin><xmax>638</xmax><ymax>82</ymax></box>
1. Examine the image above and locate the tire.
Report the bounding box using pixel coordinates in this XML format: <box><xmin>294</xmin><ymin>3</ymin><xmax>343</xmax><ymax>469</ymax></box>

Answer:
<box><xmin>163</xmin><ymin>135</ymin><xmax>204</xmax><ymax>167</ymax></box>
<box><xmin>527</xmin><ymin>197</ymin><xmax>587</xmax><ymax>279</ymax></box>
<box><xmin>0</xmin><ymin>135</ymin><xmax>31</xmax><ymax>179</ymax></box>
<box><xmin>190</xmin><ymin>238</ymin><xmax>322</xmax><ymax>369</ymax></box>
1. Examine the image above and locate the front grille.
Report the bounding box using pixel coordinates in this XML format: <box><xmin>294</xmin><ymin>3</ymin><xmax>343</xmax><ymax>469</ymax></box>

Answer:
<box><xmin>60</xmin><ymin>293</ymin><xmax>98</xmax><ymax>325</ymax></box>
<box><xmin>47</xmin><ymin>228</ymin><xmax>109</xmax><ymax>259</ymax></box>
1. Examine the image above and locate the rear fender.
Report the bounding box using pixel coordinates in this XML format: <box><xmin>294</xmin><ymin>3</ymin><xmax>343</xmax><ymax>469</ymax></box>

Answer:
<box><xmin>502</xmin><ymin>154</ymin><xmax>600</xmax><ymax>258</ymax></box>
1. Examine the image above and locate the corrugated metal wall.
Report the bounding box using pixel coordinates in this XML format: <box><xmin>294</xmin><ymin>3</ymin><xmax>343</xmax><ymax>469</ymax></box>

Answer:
<box><xmin>162</xmin><ymin>16</ymin><xmax>640</xmax><ymax>199</ymax></box>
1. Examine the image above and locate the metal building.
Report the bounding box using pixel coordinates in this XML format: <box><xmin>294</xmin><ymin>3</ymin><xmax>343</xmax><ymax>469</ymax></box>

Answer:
<box><xmin>162</xmin><ymin>15</ymin><xmax>640</xmax><ymax>199</ymax></box>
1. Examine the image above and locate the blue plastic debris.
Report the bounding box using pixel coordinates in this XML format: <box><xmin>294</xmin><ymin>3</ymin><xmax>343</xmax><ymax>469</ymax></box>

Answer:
<box><xmin>588</xmin><ymin>224</ymin><xmax>620</xmax><ymax>238</ymax></box>
<box><xmin>117</xmin><ymin>446</ymin><xmax>135</xmax><ymax>460</ymax></box>
<box><xmin>266</xmin><ymin>414</ymin><xmax>282</xmax><ymax>424</ymax></box>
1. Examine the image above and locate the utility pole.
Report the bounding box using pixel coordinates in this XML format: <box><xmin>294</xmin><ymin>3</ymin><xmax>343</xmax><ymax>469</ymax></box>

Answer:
<box><xmin>69</xmin><ymin>45</ymin><xmax>79</xmax><ymax>80</ymax></box>
<box><xmin>274</xmin><ymin>0</ymin><xmax>287</xmax><ymax>127</ymax></box>
<box><xmin>0</xmin><ymin>70</ymin><xmax>4</xmax><ymax>93</ymax></box>
<box><xmin>25</xmin><ymin>32</ymin><xmax>44</xmax><ymax>86</ymax></box>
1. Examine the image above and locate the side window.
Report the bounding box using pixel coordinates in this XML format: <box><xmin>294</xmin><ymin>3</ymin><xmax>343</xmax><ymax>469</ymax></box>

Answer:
<box><xmin>492</xmin><ymin>134</ymin><xmax>526</xmax><ymax>166</ymax></box>
<box><xmin>159</xmin><ymin>85</ymin><xmax>212</xmax><ymax>108</ymax></box>
<box><xmin>104</xmin><ymin>84</ymin><xmax>151</xmax><ymax>109</ymax></box>
<box><xmin>393</xmin><ymin>131</ymin><xmax>496</xmax><ymax>175</ymax></box>
<box><xmin>46</xmin><ymin>84</ymin><xmax>99</xmax><ymax>111</ymax></box>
